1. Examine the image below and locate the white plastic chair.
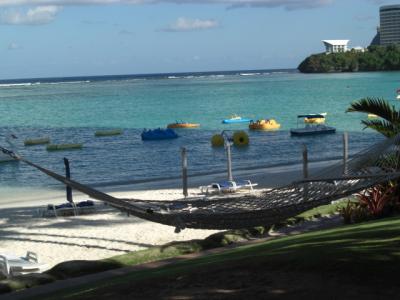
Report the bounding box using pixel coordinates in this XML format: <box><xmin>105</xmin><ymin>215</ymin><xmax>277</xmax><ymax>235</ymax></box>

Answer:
<box><xmin>200</xmin><ymin>180</ymin><xmax>258</xmax><ymax>195</ymax></box>
<box><xmin>0</xmin><ymin>252</ymin><xmax>47</xmax><ymax>278</ymax></box>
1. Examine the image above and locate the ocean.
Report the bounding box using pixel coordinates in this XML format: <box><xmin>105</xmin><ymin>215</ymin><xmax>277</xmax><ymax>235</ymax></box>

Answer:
<box><xmin>0</xmin><ymin>69</ymin><xmax>398</xmax><ymax>199</ymax></box>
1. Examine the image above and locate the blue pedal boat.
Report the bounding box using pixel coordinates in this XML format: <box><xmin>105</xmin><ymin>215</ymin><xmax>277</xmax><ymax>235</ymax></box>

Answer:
<box><xmin>222</xmin><ymin>114</ymin><xmax>252</xmax><ymax>124</ymax></box>
<box><xmin>141</xmin><ymin>128</ymin><xmax>179</xmax><ymax>140</ymax></box>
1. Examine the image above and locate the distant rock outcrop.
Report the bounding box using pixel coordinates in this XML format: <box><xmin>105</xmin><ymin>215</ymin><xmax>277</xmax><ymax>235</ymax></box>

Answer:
<box><xmin>298</xmin><ymin>45</ymin><xmax>400</xmax><ymax>73</ymax></box>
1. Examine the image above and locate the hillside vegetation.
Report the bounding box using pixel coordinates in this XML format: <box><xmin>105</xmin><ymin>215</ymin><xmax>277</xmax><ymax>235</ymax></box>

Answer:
<box><xmin>298</xmin><ymin>45</ymin><xmax>400</xmax><ymax>73</ymax></box>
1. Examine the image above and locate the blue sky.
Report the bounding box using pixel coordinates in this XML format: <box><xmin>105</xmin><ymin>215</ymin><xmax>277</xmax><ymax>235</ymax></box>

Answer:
<box><xmin>0</xmin><ymin>0</ymin><xmax>397</xmax><ymax>79</ymax></box>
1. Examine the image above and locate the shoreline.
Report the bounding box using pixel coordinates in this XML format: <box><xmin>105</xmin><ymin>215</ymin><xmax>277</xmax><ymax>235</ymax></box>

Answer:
<box><xmin>89</xmin><ymin>155</ymin><xmax>344</xmax><ymax>187</ymax></box>
<box><xmin>0</xmin><ymin>159</ymin><xmax>337</xmax><ymax>209</ymax></box>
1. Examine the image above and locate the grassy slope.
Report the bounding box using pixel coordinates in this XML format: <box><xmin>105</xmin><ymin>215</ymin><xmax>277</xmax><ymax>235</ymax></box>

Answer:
<box><xmin>297</xmin><ymin>201</ymin><xmax>347</xmax><ymax>218</ymax></box>
<box><xmin>43</xmin><ymin>216</ymin><xmax>400</xmax><ymax>299</ymax></box>
<box><xmin>0</xmin><ymin>200</ymin><xmax>353</xmax><ymax>295</ymax></box>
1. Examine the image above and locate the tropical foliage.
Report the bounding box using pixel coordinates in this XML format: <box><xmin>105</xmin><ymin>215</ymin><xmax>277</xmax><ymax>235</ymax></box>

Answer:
<box><xmin>345</xmin><ymin>97</ymin><xmax>400</xmax><ymax>223</ymax></box>
<box><xmin>339</xmin><ymin>200</ymin><xmax>369</xmax><ymax>224</ymax></box>
<box><xmin>338</xmin><ymin>200</ymin><xmax>357</xmax><ymax>224</ymax></box>
<box><xmin>298</xmin><ymin>45</ymin><xmax>400</xmax><ymax>73</ymax></box>
<box><xmin>347</xmin><ymin>97</ymin><xmax>400</xmax><ymax>137</ymax></box>
<box><xmin>339</xmin><ymin>184</ymin><xmax>397</xmax><ymax>224</ymax></box>
<box><xmin>357</xmin><ymin>184</ymin><xmax>396</xmax><ymax>218</ymax></box>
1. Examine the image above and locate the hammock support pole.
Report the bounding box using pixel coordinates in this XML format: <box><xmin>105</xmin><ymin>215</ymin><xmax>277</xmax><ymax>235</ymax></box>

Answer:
<box><xmin>181</xmin><ymin>147</ymin><xmax>188</xmax><ymax>197</ymax></box>
<box><xmin>302</xmin><ymin>144</ymin><xmax>308</xmax><ymax>179</ymax></box>
<box><xmin>302</xmin><ymin>144</ymin><xmax>309</xmax><ymax>200</ymax></box>
<box><xmin>64</xmin><ymin>157</ymin><xmax>73</xmax><ymax>204</ymax></box>
<box><xmin>343</xmin><ymin>132</ymin><xmax>348</xmax><ymax>175</ymax></box>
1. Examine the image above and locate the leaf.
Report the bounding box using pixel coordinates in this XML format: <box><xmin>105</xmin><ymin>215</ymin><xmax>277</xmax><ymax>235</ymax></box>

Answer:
<box><xmin>360</xmin><ymin>119</ymin><xmax>398</xmax><ymax>137</ymax></box>
<box><xmin>347</xmin><ymin>97</ymin><xmax>400</xmax><ymax>136</ymax></box>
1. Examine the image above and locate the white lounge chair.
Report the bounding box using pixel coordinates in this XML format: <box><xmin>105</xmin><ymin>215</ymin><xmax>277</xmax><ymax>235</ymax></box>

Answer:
<box><xmin>200</xmin><ymin>180</ymin><xmax>258</xmax><ymax>195</ymax></box>
<box><xmin>0</xmin><ymin>251</ymin><xmax>47</xmax><ymax>278</ymax></box>
<box><xmin>39</xmin><ymin>200</ymin><xmax>96</xmax><ymax>217</ymax></box>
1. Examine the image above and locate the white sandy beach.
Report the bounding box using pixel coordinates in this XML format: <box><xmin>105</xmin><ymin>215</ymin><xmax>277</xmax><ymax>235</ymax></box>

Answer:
<box><xmin>0</xmin><ymin>160</ymin><xmax>336</xmax><ymax>270</ymax></box>
<box><xmin>0</xmin><ymin>188</ymin><xmax>221</xmax><ymax>270</ymax></box>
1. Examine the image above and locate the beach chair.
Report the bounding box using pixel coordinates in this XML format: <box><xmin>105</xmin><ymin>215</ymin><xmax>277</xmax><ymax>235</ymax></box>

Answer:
<box><xmin>199</xmin><ymin>180</ymin><xmax>258</xmax><ymax>195</ymax></box>
<box><xmin>0</xmin><ymin>251</ymin><xmax>47</xmax><ymax>278</ymax></box>
<box><xmin>40</xmin><ymin>200</ymin><xmax>95</xmax><ymax>217</ymax></box>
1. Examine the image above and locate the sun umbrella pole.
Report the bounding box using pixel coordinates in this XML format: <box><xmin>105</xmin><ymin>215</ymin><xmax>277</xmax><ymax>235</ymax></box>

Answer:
<box><xmin>181</xmin><ymin>147</ymin><xmax>188</xmax><ymax>197</ymax></box>
<box><xmin>226</xmin><ymin>141</ymin><xmax>233</xmax><ymax>181</ymax></box>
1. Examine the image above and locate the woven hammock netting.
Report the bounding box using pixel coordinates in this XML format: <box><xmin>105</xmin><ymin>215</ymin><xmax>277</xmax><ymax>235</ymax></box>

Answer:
<box><xmin>2</xmin><ymin>134</ymin><xmax>400</xmax><ymax>230</ymax></box>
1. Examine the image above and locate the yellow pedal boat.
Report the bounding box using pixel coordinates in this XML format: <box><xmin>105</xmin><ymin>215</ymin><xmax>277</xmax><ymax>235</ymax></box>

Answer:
<box><xmin>304</xmin><ymin>113</ymin><xmax>326</xmax><ymax>124</ymax></box>
<box><xmin>304</xmin><ymin>117</ymin><xmax>325</xmax><ymax>124</ymax></box>
<box><xmin>249</xmin><ymin>119</ymin><xmax>281</xmax><ymax>130</ymax></box>
<box><xmin>167</xmin><ymin>122</ymin><xmax>200</xmax><ymax>129</ymax></box>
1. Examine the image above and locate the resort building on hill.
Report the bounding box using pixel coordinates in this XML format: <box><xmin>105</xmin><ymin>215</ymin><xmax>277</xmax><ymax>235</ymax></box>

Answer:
<box><xmin>322</xmin><ymin>40</ymin><xmax>350</xmax><ymax>54</ymax></box>
<box><xmin>380</xmin><ymin>5</ymin><xmax>400</xmax><ymax>45</ymax></box>
<box><xmin>350</xmin><ymin>46</ymin><xmax>365</xmax><ymax>53</ymax></box>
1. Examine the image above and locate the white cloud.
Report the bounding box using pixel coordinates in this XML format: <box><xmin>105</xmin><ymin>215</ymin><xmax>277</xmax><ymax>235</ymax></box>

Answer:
<box><xmin>7</xmin><ymin>42</ymin><xmax>21</xmax><ymax>50</ymax></box>
<box><xmin>0</xmin><ymin>5</ymin><xmax>61</xmax><ymax>25</ymax></box>
<box><xmin>0</xmin><ymin>0</ymin><xmax>332</xmax><ymax>26</ymax></box>
<box><xmin>162</xmin><ymin>17</ymin><xmax>219</xmax><ymax>32</ymax></box>
<box><xmin>0</xmin><ymin>0</ymin><xmax>332</xmax><ymax>11</ymax></box>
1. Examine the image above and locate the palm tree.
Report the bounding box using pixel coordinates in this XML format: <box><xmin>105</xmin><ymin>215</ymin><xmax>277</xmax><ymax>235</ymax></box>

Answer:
<box><xmin>348</xmin><ymin>97</ymin><xmax>400</xmax><ymax>213</ymax></box>
<box><xmin>347</xmin><ymin>97</ymin><xmax>400</xmax><ymax>137</ymax></box>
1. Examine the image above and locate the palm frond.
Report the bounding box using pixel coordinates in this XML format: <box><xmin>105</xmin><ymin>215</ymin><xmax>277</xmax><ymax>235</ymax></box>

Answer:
<box><xmin>347</xmin><ymin>97</ymin><xmax>400</xmax><ymax>124</ymax></box>
<box><xmin>361</xmin><ymin>119</ymin><xmax>399</xmax><ymax>137</ymax></box>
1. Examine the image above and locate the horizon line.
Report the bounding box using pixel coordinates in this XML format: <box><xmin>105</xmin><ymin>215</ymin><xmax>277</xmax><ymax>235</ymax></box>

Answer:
<box><xmin>0</xmin><ymin>67</ymin><xmax>298</xmax><ymax>83</ymax></box>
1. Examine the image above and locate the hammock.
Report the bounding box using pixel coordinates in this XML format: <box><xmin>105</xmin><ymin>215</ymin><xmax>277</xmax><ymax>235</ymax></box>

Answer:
<box><xmin>1</xmin><ymin>135</ymin><xmax>400</xmax><ymax>231</ymax></box>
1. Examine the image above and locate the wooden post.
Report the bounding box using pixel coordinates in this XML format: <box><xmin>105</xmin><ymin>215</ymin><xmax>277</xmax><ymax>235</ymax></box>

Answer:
<box><xmin>226</xmin><ymin>141</ymin><xmax>233</xmax><ymax>181</ymax></box>
<box><xmin>343</xmin><ymin>132</ymin><xmax>348</xmax><ymax>175</ymax></box>
<box><xmin>302</xmin><ymin>144</ymin><xmax>309</xmax><ymax>201</ymax></box>
<box><xmin>181</xmin><ymin>148</ymin><xmax>188</xmax><ymax>197</ymax></box>
<box><xmin>63</xmin><ymin>158</ymin><xmax>73</xmax><ymax>204</ymax></box>
<box><xmin>302</xmin><ymin>144</ymin><xmax>308</xmax><ymax>179</ymax></box>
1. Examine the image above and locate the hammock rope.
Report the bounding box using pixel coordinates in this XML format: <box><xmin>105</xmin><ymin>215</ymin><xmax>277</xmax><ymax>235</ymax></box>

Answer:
<box><xmin>1</xmin><ymin>134</ymin><xmax>400</xmax><ymax>231</ymax></box>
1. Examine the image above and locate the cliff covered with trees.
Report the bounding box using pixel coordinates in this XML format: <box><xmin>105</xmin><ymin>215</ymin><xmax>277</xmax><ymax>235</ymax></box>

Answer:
<box><xmin>298</xmin><ymin>45</ymin><xmax>400</xmax><ymax>73</ymax></box>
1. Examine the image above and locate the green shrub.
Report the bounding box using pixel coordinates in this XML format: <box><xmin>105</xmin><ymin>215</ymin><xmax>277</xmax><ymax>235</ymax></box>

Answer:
<box><xmin>339</xmin><ymin>200</ymin><xmax>355</xmax><ymax>224</ymax></box>
<box><xmin>357</xmin><ymin>184</ymin><xmax>395</xmax><ymax>218</ymax></box>
<box><xmin>339</xmin><ymin>200</ymin><xmax>370</xmax><ymax>224</ymax></box>
<box><xmin>0</xmin><ymin>273</ymin><xmax>55</xmax><ymax>294</ymax></box>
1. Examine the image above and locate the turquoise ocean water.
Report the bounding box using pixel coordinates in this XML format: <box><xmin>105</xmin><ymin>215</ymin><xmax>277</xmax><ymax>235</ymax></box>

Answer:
<box><xmin>0</xmin><ymin>69</ymin><xmax>399</xmax><ymax>198</ymax></box>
